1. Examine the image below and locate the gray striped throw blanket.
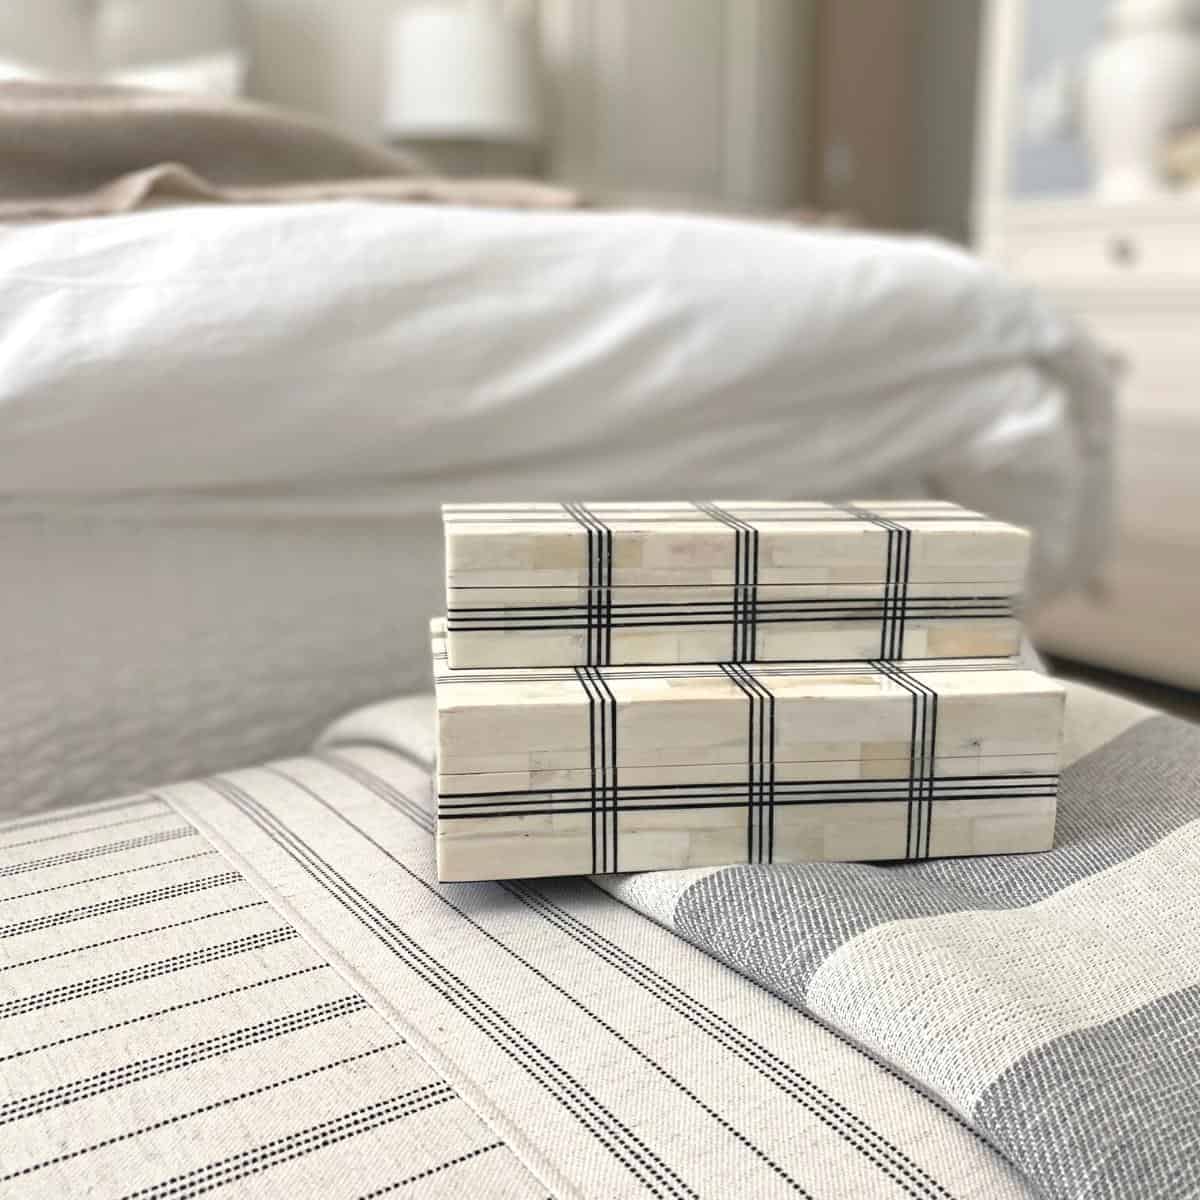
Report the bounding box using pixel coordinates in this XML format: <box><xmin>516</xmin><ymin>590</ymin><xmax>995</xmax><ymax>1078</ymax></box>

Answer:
<box><xmin>598</xmin><ymin>692</ymin><xmax>1200</xmax><ymax>1200</ymax></box>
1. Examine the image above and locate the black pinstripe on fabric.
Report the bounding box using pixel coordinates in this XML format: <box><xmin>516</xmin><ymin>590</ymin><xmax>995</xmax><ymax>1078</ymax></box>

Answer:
<box><xmin>122</xmin><ymin>1083</ymin><xmax>458</xmax><ymax>1200</ymax></box>
<box><xmin>0</xmin><ymin>900</ymin><xmax>267</xmax><ymax>973</ymax></box>
<box><xmin>0</xmin><ymin>826</ymin><xmax>196</xmax><ymax>879</ymax></box>
<box><xmin>248</xmin><ymin>770</ymin><xmax>822</xmax><ymax>1198</ymax></box>
<box><xmin>0</xmin><ymin>809</ymin><xmax>171</xmax><ymax>855</ymax></box>
<box><xmin>335</xmin><ymin>753</ymin><xmax>957</xmax><ymax>1199</ymax></box>
<box><xmin>504</xmin><ymin>883</ymin><xmax>957</xmax><ymax>1200</ymax></box>
<box><xmin>0</xmin><ymin>995</ymin><xmax>369</xmax><ymax>1125</ymax></box>
<box><xmin>320</xmin><ymin>753</ymin><xmax>435</xmax><ymax>834</ymax></box>
<box><xmin>3</xmin><ymin>1042</ymin><xmax>404</xmax><ymax>1184</ymax></box>
<box><xmin>260</xmin><ymin>766</ymin><xmax>811</xmax><ymax>1197</ymax></box>
<box><xmin>0</xmin><ymin>797</ymin><xmax>162</xmax><ymax>842</ymax></box>
<box><xmin>354</xmin><ymin>1143</ymin><xmax>507</xmax><ymax>1200</ymax></box>
<box><xmin>0</xmin><ymin>965</ymin><xmax>330</xmax><ymax>1066</ymax></box>
<box><xmin>0</xmin><ymin>927</ymin><xmax>297</xmax><ymax>1021</ymax></box>
<box><xmin>210</xmin><ymin>776</ymin><xmax>696</xmax><ymax>1200</ymax></box>
<box><xmin>0</xmin><ymin>872</ymin><xmax>241</xmax><ymax>939</ymax></box>
<box><xmin>0</xmin><ymin>851</ymin><xmax>221</xmax><ymax>906</ymax></box>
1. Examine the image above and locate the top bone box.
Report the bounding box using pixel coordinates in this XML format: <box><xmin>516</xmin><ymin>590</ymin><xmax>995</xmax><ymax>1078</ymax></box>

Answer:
<box><xmin>443</xmin><ymin>500</ymin><xmax>1030</xmax><ymax>668</ymax></box>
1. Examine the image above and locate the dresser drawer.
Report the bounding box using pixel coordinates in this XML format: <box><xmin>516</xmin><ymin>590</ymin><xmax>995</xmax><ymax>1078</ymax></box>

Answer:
<box><xmin>1000</xmin><ymin>227</ymin><xmax>1200</xmax><ymax>287</ymax></box>
<box><xmin>984</xmin><ymin>198</ymin><xmax>1200</xmax><ymax>287</ymax></box>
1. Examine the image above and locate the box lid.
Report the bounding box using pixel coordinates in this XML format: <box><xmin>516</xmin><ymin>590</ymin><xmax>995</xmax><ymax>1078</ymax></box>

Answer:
<box><xmin>443</xmin><ymin>500</ymin><xmax>1030</xmax><ymax>590</ymax></box>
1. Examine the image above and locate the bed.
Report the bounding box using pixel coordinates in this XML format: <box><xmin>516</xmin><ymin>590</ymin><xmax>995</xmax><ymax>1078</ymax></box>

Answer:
<box><xmin>3</xmin><ymin>675</ymin><xmax>1192</xmax><ymax>1200</ymax></box>
<box><xmin>0</xmin><ymin>200</ymin><xmax>1114</xmax><ymax>816</ymax></box>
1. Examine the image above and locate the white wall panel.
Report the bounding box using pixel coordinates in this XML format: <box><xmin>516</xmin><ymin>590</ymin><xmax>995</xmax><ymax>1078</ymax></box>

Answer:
<box><xmin>542</xmin><ymin>0</ymin><xmax>812</xmax><ymax>210</ymax></box>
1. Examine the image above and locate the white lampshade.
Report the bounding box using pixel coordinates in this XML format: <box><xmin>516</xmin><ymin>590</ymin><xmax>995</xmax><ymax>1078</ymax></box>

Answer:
<box><xmin>385</xmin><ymin>2</ymin><xmax>542</xmax><ymax>144</ymax></box>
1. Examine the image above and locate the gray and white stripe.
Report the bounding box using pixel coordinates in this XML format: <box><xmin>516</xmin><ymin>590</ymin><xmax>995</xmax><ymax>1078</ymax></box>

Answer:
<box><xmin>604</xmin><ymin>706</ymin><xmax>1200</xmax><ymax>1200</ymax></box>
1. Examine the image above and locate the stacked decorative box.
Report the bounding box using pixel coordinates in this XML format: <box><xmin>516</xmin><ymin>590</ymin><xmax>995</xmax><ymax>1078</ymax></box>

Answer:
<box><xmin>433</xmin><ymin>501</ymin><xmax>1065</xmax><ymax>882</ymax></box>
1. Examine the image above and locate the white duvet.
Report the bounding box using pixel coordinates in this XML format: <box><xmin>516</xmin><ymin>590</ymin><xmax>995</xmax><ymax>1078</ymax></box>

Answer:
<box><xmin>0</xmin><ymin>201</ymin><xmax>1114</xmax><ymax>813</ymax></box>
<box><xmin>0</xmin><ymin>201</ymin><xmax>1111</xmax><ymax>582</ymax></box>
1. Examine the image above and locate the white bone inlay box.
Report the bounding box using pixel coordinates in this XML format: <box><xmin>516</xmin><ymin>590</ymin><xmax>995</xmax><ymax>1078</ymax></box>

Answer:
<box><xmin>431</xmin><ymin>621</ymin><xmax>1064</xmax><ymax>882</ymax></box>
<box><xmin>443</xmin><ymin>501</ymin><xmax>1030</xmax><ymax>668</ymax></box>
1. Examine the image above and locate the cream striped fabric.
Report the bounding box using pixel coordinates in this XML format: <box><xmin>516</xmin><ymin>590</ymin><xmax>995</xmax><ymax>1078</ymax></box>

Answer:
<box><xmin>2</xmin><ymin>748</ymin><xmax>1032</xmax><ymax>1199</ymax></box>
<box><xmin>0</xmin><ymin>792</ymin><xmax>541</xmax><ymax>1199</ymax></box>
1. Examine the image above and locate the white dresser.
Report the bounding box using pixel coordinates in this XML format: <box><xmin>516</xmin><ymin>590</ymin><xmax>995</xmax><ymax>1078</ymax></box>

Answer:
<box><xmin>980</xmin><ymin>197</ymin><xmax>1200</xmax><ymax>688</ymax></box>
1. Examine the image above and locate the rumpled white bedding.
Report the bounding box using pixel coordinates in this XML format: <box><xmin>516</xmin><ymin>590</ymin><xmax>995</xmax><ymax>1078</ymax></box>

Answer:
<box><xmin>0</xmin><ymin>201</ymin><xmax>1111</xmax><ymax>581</ymax></box>
<box><xmin>0</xmin><ymin>201</ymin><xmax>1115</xmax><ymax>814</ymax></box>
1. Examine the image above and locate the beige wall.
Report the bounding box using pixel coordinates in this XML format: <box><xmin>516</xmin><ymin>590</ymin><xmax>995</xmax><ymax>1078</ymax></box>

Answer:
<box><xmin>0</xmin><ymin>1</ymin><xmax>92</xmax><ymax>72</ymax></box>
<box><xmin>0</xmin><ymin>0</ymin><xmax>982</xmax><ymax>238</ymax></box>
<box><xmin>913</xmin><ymin>0</ymin><xmax>983</xmax><ymax>244</ymax></box>
<box><xmin>240</xmin><ymin>0</ymin><xmax>981</xmax><ymax>239</ymax></box>
<box><xmin>242</xmin><ymin>0</ymin><xmax>398</xmax><ymax>139</ymax></box>
<box><xmin>245</xmin><ymin>0</ymin><xmax>814</xmax><ymax>211</ymax></box>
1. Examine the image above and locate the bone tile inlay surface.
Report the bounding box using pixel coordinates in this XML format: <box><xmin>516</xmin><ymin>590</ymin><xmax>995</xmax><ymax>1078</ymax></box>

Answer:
<box><xmin>430</xmin><ymin>623</ymin><xmax>1063</xmax><ymax>882</ymax></box>
<box><xmin>443</xmin><ymin>501</ymin><xmax>1029</xmax><ymax>668</ymax></box>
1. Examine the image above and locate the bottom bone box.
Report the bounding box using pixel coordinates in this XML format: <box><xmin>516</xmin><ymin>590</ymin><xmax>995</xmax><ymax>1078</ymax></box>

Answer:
<box><xmin>431</xmin><ymin>621</ymin><xmax>1064</xmax><ymax>882</ymax></box>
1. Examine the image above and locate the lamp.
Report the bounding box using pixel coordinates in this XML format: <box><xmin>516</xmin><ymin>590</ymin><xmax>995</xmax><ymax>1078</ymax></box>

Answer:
<box><xmin>384</xmin><ymin>1</ymin><xmax>543</xmax><ymax>174</ymax></box>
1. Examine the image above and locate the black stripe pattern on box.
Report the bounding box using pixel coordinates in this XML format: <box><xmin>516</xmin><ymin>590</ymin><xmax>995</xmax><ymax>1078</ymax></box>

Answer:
<box><xmin>562</xmin><ymin>502</ymin><xmax>613</xmax><ymax>666</ymax></box>
<box><xmin>437</xmin><ymin>776</ymin><xmax>1057</xmax><ymax>817</ymax></box>
<box><xmin>445</xmin><ymin>595</ymin><xmax>1014</xmax><ymax>635</ymax></box>
<box><xmin>694</xmin><ymin>502</ymin><xmax>759</xmax><ymax>662</ymax></box>
<box><xmin>720</xmin><ymin>664</ymin><xmax>776</xmax><ymax>864</ymax></box>
<box><xmin>445</xmin><ymin>503</ymin><xmax>1014</xmax><ymax>660</ymax></box>
<box><xmin>841</xmin><ymin>504</ymin><xmax>912</xmax><ymax>660</ymax></box>
<box><xmin>433</xmin><ymin>653</ymin><xmax>1023</xmax><ymax>686</ymax></box>
<box><xmin>575</xmin><ymin>665</ymin><xmax>619</xmax><ymax>873</ymax></box>
<box><xmin>873</xmin><ymin>661</ymin><xmax>939</xmax><ymax>859</ymax></box>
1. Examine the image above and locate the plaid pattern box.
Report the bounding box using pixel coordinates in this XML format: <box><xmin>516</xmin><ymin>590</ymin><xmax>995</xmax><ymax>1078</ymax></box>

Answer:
<box><xmin>431</xmin><ymin>622</ymin><xmax>1063</xmax><ymax>882</ymax></box>
<box><xmin>443</xmin><ymin>500</ymin><xmax>1030</xmax><ymax>669</ymax></box>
